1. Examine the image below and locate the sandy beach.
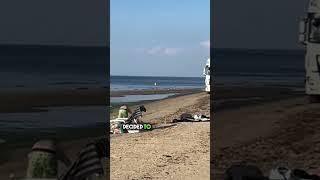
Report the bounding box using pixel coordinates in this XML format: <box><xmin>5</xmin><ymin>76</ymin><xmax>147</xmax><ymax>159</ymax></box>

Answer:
<box><xmin>109</xmin><ymin>85</ymin><xmax>320</xmax><ymax>180</ymax></box>
<box><xmin>110</xmin><ymin>92</ymin><xmax>210</xmax><ymax>180</ymax></box>
<box><xmin>212</xmin><ymin>85</ymin><xmax>320</xmax><ymax>178</ymax></box>
<box><xmin>2</xmin><ymin>84</ymin><xmax>318</xmax><ymax>180</ymax></box>
<box><xmin>0</xmin><ymin>88</ymin><xmax>209</xmax><ymax>179</ymax></box>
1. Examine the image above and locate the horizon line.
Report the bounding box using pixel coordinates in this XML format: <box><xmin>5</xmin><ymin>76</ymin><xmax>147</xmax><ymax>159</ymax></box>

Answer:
<box><xmin>0</xmin><ymin>43</ymin><xmax>303</xmax><ymax>51</ymax></box>
<box><xmin>0</xmin><ymin>43</ymin><xmax>108</xmax><ymax>48</ymax></box>
<box><xmin>213</xmin><ymin>47</ymin><xmax>304</xmax><ymax>51</ymax></box>
<box><xmin>110</xmin><ymin>75</ymin><xmax>203</xmax><ymax>78</ymax></box>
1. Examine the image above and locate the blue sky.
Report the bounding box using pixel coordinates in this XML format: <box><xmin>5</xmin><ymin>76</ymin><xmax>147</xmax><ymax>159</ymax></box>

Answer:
<box><xmin>111</xmin><ymin>0</ymin><xmax>210</xmax><ymax>77</ymax></box>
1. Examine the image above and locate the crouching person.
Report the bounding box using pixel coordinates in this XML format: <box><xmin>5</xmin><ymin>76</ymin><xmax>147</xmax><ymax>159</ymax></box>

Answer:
<box><xmin>26</xmin><ymin>140</ymin><xmax>71</xmax><ymax>178</ymax></box>
<box><xmin>118</xmin><ymin>105</ymin><xmax>131</xmax><ymax>118</ymax></box>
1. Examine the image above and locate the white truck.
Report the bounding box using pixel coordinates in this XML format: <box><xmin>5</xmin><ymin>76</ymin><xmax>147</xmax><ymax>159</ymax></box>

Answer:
<box><xmin>203</xmin><ymin>58</ymin><xmax>211</xmax><ymax>93</ymax></box>
<box><xmin>299</xmin><ymin>0</ymin><xmax>320</xmax><ymax>102</ymax></box>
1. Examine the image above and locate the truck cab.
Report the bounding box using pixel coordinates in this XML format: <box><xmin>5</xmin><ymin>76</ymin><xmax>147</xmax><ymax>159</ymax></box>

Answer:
<box><xmin>299</xmin><ymin>0</ymin><xmax>320</xmax><ymax>101</ymax></box>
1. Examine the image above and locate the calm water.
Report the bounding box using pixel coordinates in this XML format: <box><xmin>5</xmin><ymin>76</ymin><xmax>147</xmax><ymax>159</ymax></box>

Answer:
<box><xmin>111</xmin><ymin>76</ymin><xmax>204</xmax><ymax>90</ymax></box>
<box><xmin>0</xmin><ymin>45</ymin><xmax>108</xmax><ymax>90</ymax></box>
<box><xmin>0</xmin><ymin>46</ymin><xmax>204</xmax><ymax>143</ymax></box>
<box><xmin>0</xmin><ymin>46</ymin><xmax>305</xmax><ymax>89</ymax></box>
<box><xmin>0</xmin><ymin>106</ymin><xmax>107</xmax><ymax>131</ymax></box>
<box><xmin>0</xmin><ymin>46</ymin><xmax>108</xmax><ymax>143</ymax></box>
<box><xmin>0</xmin><ymin>106</ymin><xmax>107</xmax><ymax>144</ymax></box>
<box><xmin>214</xmin><ymin>49</ymin><xmax>305</xmax><ymax>88</ymax></box>
<box><xmin>111</xmin><ymin>93</ymin><xmax>176</xmax><ymax>103</ymax></box>
<box><xmin>0</xmin><ymin>46</ymin><xmax>204</xmax><ymax>91</ymax></box>
<box><xmin>0</xmin><ymin>47</ymin><xmax>307</xmax><ymax>143</ymax></box>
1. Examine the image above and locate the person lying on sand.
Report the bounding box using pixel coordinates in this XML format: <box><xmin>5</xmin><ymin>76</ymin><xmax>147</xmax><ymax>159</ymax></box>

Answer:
<box><xmin>26</xmin><ymin>139</ymin><xmax>71</xmax><ymax>179</ymax></box>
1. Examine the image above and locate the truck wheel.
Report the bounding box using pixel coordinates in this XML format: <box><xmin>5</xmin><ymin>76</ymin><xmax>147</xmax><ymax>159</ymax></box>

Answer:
<box><xmin>309</xmin><ymin>95</ymin><xmax>320</xmax><ymax>103</ymax></box>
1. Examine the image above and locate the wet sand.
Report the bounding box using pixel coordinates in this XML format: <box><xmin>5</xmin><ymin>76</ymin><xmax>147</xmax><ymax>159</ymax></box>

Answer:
<box><xmin>0</xmin><ymin>88</ymin><xmax>108</xmax><ymax>113</ymax></box>
<box><xmin>111</xmin><ymin>88</ymin><xmax>201</xmax><ymax>97</ymax></box>
<box><xmin>0</xmin><ymin>88</ymin><xmax>201</xmax><ymax>113</ymax></box>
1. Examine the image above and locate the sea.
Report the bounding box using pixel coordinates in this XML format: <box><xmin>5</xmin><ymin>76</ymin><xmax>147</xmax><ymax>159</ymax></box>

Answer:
<box><xmin>111</xmin><ymin>76</ymin><xmax>204</xmax><ymax>91</ymax></box>
<box><xmin>0</xmin><ymin>46</ymin><xmax>305</xmax><ymax>90</ymax></box>
<box><xmin>0</xmin><ymin>45</ymin><xmax>204</xmax><ymax>144</ymax></box>
<box><xmin>0</xmin><ymin>45</ymin><xmax>204</xmax><ymax>91</ymax></box>
<box><xmin>0</xmin><ymin>45</ymin><xmax>108</xmax><ymax>144</ymax></box>
<box><xmin>0</xmin><ymin>46</ymin><xmax>307</xmax><ymax>144</ymax></box>
<box><xmin>214</xmin><ymin>48</ymin><xmax>305</xmax><ymax>89</ymax></box>
<box><xmin>0</xmin><ymin>45</ymin><xmax>108</xmax><ymax>90</ymax></box>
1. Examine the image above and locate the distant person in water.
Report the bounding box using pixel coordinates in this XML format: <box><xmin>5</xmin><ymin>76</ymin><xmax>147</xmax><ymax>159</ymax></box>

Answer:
<box><xmin>26</xmin><ymin>139</ymin><xmax>71</xmax><ymax>178</ymax></box>
<box><xmin>118</xmin><ymin>105</ymin><xmax>132</xmax><ymax>118</ymax></box>
<box><xmin>154</xmin><ymin>82</ymin><xmax>159</xmax><ymax>89</ymax></box>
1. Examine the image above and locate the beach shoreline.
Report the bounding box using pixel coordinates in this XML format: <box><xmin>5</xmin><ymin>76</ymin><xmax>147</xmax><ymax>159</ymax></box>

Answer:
<box><xmin>110</xmin><ymin>88</ymin><xmax>202</xmax><ymax>97</ymax></box>
<box><xmin>1</xmin><ymin>84</ymin><xmax>313</xmax><ymax>179</ymax></box>
<box><xmin>0</xmin><ymin>88</ymin><xmax>108</xmax><ymax>113</ymax></box>
<box><xmin>0</xmin><ymin>87</ymin><xmax>205</xmax><ymax>179</ymax></box>
<box><xmin>0</xmin><ymin>88</ymin><xmax>202</xmax><ymax>146</ymax></box>
<box><xmin>0</xmin><ymin>87</ymin><xmax>203</xmax><ymax>113</ymax></box>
